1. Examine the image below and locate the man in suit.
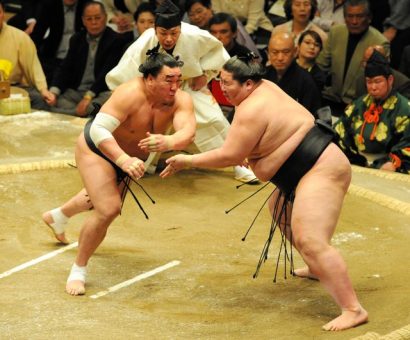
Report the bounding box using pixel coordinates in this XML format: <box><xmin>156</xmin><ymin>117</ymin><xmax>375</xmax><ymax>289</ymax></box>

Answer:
<box><xmin>30</xmin><ymin>0</ymin><xmax>88</xmax><ymax>83</ymax></box>
<box><xmin>47</xmin><ymin>1</ymin><xmax>131</xmax><ymax>116</ymax></box>
<box><xmin>317</xmin><ymin>0</ymin><xmax>389</xmax><ymax>117</ymax></box>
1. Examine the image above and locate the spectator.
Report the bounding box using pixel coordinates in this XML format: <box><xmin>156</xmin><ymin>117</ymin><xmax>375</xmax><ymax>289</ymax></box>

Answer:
<box><xmin>265</xmin><ymin>31</ymin><xmax>322</xmax><ymax>116</ymax></box>
<box><xmin>209</xmin><ymin>12</ymin><xmax>251</xmax><ymax>58</ymax></box>
<box><xmin>356</xmin><ymin>45</ymin><xmax>410</xmax><ymax>100</ymax></box>
<box><xmin>313</xmin><ymin>0</ymin><xmax>346</xmax><ymax>32</ymax></box>
<box><xmin>0</xmin><ymin>0</ymin><xmax>54</xmax><ymax>110</ymax></box>
<box><xmin>273</xmin><ymin>0</ymin><xmax>327</xmax><ymax>45</ymax></box>
<box><xmin>334</xmin><ymin>50</ymin><xmax>410</xmax><ymax>173</ymax></box>
<box><xmin>184</xmin><ymin>0</ymin><xmax>261</xmax><ymax>59</ymax></box>
<box><xmin>48</xmin><ymin>1</ymin><xmax>132</xmax><ymax>116</ymax></box>
<box><xmin>106</xmin><ymin>0</ymin><xmax>258</xmax><ymax>183</ymax></box>
<box><xmin>211</xmin><ymin>0</ymin><xmax>273</xmax><ymax>36</ymax></box>
<box><xmin>316</xmin><ymin>0</ymin><xmax>389</xmax><ymax>117</ymax></box>
<box><xmin>102</xmin><ymin>0</ymin><xmax>143</xmax><ymax>33</ymax></box>
<box><xmin>399</xmin><ymin>45</ymin><xmax>410</xmax><ymax>79</ymax></box>
<box><xmin>382</xmin><ymin>0</ymin><xmax>410</xmax><ymax>69</ymax></box>
<box><xmin>31</xmin><ymin>0</ymin><xmax>88</xmax><ymax>83</ymax></box>
<box><xmin>132</xmin><ymin>2</ymin><xmax>155</xmax><ymax>40</ymax></box>
<box><xmin>296</xmin><ymin>29</ymin><xmax>326</xmax><ymax>91</ymax></box>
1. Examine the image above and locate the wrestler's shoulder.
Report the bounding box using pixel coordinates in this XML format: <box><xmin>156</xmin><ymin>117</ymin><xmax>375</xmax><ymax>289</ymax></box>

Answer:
<box><xmin>175</xmin><ymin>88</ymin><xmax>194</xmax><ymax>105</ymax></box>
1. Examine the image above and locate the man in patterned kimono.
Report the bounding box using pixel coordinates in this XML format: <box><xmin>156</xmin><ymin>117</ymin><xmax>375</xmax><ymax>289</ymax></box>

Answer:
<box><xmin>334</xmin><ymin>50</ymin><xmax>410</xmax><ymax>173</ymax></box>
<box><xmin>106</xmin><ymin>0</ymin><xmax>257</xmax><ymax>183</ymax></box>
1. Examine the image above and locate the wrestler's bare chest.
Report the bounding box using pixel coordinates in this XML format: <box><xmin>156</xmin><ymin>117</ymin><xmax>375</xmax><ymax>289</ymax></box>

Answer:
<box><xmin>114</xmin><ymin>104</ymin><xmax>174</xmax><ymax>158</ymax></box>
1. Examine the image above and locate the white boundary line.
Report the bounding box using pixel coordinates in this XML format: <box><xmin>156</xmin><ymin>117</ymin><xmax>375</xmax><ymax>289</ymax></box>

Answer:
<box><xmin>90</xmin><ymin>260</ymin><xmax>181</xmax><ymax>299</ymax></box>
<box><xmin>0</xmin><ymin>242</ymin><xmax>78</xmax><ymax>279</ymax></box>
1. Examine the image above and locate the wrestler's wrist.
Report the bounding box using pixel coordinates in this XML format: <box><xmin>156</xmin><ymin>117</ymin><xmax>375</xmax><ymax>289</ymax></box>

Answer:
<box><xmin>184</xmin><ymin>155</ymin><xmax>193</xmax><ymax>168</ymax></box>
<box><xmin>115</xmin><ymin>153</ymin><xmax>130</xmax><ymax>167</ymax></box>
<box><xmin>164</xmin><ymin>136</ymin><xmax>174</xmax><ymax>151</ymax></box>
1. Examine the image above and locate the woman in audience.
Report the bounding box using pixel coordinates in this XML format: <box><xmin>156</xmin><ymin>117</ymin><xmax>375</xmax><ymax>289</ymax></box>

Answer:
<box><xmin>273</xmin><ymin>0</ymin><xmax>327</xmax><ymax>45</ymax></box>
<box><xmin>296</xmin><ymin>30</ymin><xmax>326</xmax><ymax>91</ymax></box>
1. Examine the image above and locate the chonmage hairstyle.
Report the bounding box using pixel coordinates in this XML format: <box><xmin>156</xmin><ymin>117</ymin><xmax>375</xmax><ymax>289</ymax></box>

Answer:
<box><xmin>138</xmin><ymin>46</ymin><xmax>184</xmax><ymax>78</ymax></box>
<box><xmin>222</xmin><ymin>53</ymin><xmax>266</xmax><ymax>84</ymax></box>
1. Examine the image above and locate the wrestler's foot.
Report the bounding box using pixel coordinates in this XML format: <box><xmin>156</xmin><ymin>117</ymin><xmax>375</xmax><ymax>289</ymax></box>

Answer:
<box><xmin>66</xmin><ymin>263</ymin><xmax>86</xmax><ymax>296</ymax></box>
<box><xmin>42</xmin><ymin>209</ymin><xmax>69</xmax><ymax>245</ymax></box>
<box><xmin>322</xmin><ymin>306</ymin><xmax>368</xmax><ymax>331</ymax></box>
<box><xmin>293</xmin><ymin>266</ymin><xmax>319</xmax><ymax>280</ymax></box>
<box><xmin>234</xmin><ymin>166</ymin><xmax>259</xmax><ymax>184</ymax></box>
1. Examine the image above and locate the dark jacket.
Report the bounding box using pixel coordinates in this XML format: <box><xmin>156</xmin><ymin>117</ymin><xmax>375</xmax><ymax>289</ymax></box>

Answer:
<box><xmin>51</xmin><ymin>27</ymin><xmax>132</xmax><ymax>95</ymax></box>
<box><xmin>33</xmin><ymin>0</ymin><xmax>87</xmax><ymax>58</ymax></box>
<box><xmin>265</xmin><ymin>61</ymin><xmax>322</xmax><ymax>116</ymax></box>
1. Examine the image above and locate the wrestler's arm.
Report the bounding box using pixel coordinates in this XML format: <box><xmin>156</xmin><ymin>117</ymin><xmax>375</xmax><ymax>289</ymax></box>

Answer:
<box><xmin>138</xmin><ymin>91</ymin><xmax>196</xmax><ymax>152</ymax></box>
<box><xmin>161</xmin><ymin>100</ymin><xmax>266</xmax><ymax>176</ymax></box>
<box><xmin>92</xmin><ymin>83</ymin><xmax>145</xmax><ymax>178</ymax></box>
<box><xmin>168</xmin><ymin>91</ymin><xmax>196</xmax><ymax>150</ymax></box>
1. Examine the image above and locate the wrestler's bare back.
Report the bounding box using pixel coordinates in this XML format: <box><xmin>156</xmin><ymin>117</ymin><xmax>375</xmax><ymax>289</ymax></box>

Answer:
<box><xmin>102</xmin><ymin>77</ymin><xmax>180</xmax><ymax>160</ymax></box>
<box><xmin>239</xmin><ymin>80</ymin><xmax>315</xmax><ymax>181</ymax></box>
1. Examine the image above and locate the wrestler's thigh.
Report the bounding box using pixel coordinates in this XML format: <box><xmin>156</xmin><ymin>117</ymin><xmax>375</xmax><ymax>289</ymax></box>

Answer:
<box><xmin>75</xmin><ymin>136</ymin><xmax>121</xmax><ymax>211</ymax></box>
<box><xmin>291</xmin><ymin>172</ymin><xmax>347</xmax><ymax>244</ymax></box>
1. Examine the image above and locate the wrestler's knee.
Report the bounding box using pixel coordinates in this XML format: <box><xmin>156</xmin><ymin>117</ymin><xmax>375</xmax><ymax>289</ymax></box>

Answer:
<box><xmin>294</xmin><ymin>235</ymin><xmax>329</xmax><ymax>260</ymax></box>
<box><xmin>94</xmin><ymin>200</ymin><xmax>121</xmax><ymax>222</ymax></box>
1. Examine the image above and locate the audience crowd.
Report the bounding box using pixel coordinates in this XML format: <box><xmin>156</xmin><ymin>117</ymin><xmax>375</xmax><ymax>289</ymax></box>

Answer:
<box><xmin>0</xmin><ymin>0</ymin><xmax>409</xmax><ymax>173</ymax></box>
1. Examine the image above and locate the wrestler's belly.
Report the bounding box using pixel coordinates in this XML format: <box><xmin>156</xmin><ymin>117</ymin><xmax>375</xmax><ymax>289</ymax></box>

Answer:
<box><xmin>116</xmin><ymin>137</ymin><xmax>149</xmax><ymax>160</ymax></box>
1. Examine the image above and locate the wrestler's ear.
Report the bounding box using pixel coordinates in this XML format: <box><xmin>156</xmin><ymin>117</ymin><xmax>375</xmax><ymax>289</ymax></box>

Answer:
<box><xmin>245</xmin><ymin>79</ymin><xmax>253</xmax><ymax>89</ymax></box>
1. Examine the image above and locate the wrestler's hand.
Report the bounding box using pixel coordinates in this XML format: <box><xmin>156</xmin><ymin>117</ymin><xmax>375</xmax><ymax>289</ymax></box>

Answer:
<box><xmin>160</xmin><ymin>154</ymin><xmax>192</xmax><ymax>178</ymax></box>
<box><xmin>116</xmin><ymin>155</ymin><xmax>145</xmax><ymax>179</ymax></box>
<box><xmin>139</xmin><ymin>132</ymin><xmax>173</xmax><ymax>152</ymax></box>
<box><xmin>189</xmin><ymin>75</ymin><xmax>207</xmax><ymax>91</ymax></box>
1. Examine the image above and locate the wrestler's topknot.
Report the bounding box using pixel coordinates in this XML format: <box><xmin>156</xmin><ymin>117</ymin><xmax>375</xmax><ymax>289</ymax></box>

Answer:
<box><xmin>139</xmin><ymin>47</ymin><xmax>184</xmax><ymax>78</ymax></box>
<box><xmin>223</xmin><ymin>54</ymin><xmax>266</xmax><ymax>84</ymax></box>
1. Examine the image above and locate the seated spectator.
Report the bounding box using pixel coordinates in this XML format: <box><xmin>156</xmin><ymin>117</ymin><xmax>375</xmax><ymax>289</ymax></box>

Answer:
<box><xmin>316</xmin><ymin>0</ymin><xmax>389</xmax><ymax>117</ymax></box>
<box><xmin>132</xmin><ymin>2</ymin><xmax>155</xmax><ymax>40</ymax></box>
<box><xmin>211</xmin><ymin>0</ymin><xmax>273</xmax><ymax>37</ymax></box>
<box><xmin>31</xmin><ymin>0</ymin><xmax>88</xmax><ymax>84</ymax></box>
<box><xmin>208</xmin><ymin>12</ymin><xmax>252</xmax><ymax>120</ymax></box>
<box><xmin>356</xmin><ymin>45</ymin><xmax>410</xmax><ymax>99</ymax></box>
<box><xmin>103</xmin><ymin>0</ymin><xmax>143</xmax><ymax>33</ymax></box>
<box><xmin>265</xmin><ymin>31</ymin><xmax>322</xmax><ymax>116</ymax></box>
<box><xmin>185</xmin><ymin>0</ymin><xmax>261</xmax><ymax>58</ymax></box>
<box><xmin>0</xmin><ymin>0</ymin><xmax>53</xmax><ymax>110</ymax></box>
<box><xmin>296</xmin><ymin>29</ymin><xmax>326</xmax><ymax>91</ymax></box>
<box><xmin>47</xmin><ymin>1</ymin><xmax>132</xmax><ymax>116</ymax></box>
<box><xmin>334</xmin><ymin>50</ymin><xmax>410</xmax><ymax>174</ymax></box>
<box><xmin>273</xmin><ymin>0</ymin><xmax>327</xmax><ymax>45</ymax></box>
<box><xmin>209</xmin><ymin>12</ymin><xmax>251</xmax><ymax>58</ymax></box>
<box><xmin>399</xmin><ymin>45</ymin><xmax>410</xmax><ymax>79</ymax></box>
<box><xmin>313</xmin><ymin>0</ymin><xmax>346</xmax><ymax>32</ymax></box>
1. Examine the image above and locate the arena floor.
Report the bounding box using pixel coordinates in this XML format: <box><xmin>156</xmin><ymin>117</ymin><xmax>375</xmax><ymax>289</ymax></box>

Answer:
<box><xmin>0</xmin><ymin>112</ymin><xmax>409</xmax><ymax>339</ymax></box>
